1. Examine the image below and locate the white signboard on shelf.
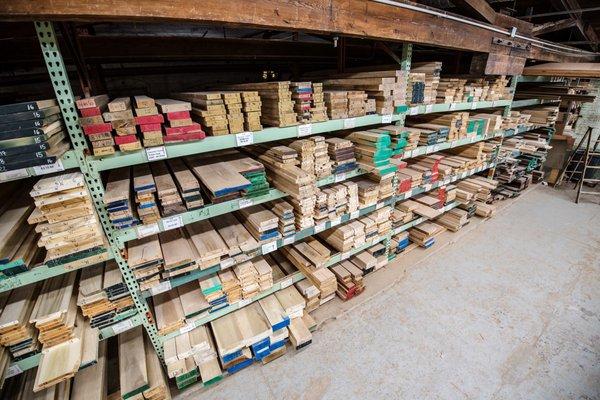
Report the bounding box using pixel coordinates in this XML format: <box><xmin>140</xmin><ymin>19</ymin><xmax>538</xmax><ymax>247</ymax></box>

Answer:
<box><xmin>146</xmin><ymin>146</ymin><xmax>167</xmax><ymax>161</ymax></box>
<box><xmin>162</xmin><ymin>215</ymin><xmax>183</xmax><ymax>231</ymax></box>
<box><xmin>33</xmin><ymin>159</ymin><xmax>64</xmax><ymax>175</ymax></box>
<box><xmin>297</xmin><ymin>124</ymin><xmax>312</xmax><ymax>137</ymax></box>
<box><xmin>235</xmin><ymin>131</ymin><xmax>253</xmax><ymax>146</ymax></box>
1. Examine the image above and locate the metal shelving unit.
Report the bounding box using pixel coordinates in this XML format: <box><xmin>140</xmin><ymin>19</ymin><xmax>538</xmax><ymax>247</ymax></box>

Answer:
<box><xmin>1</xmin><ymin>21</ymin><xmax>551</xmax><ymax>384</ymax></box>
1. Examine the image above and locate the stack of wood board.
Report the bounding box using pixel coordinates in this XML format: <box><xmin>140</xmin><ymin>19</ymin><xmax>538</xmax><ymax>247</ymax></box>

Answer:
<box><xmin>254</xmin><ymin>257</ymin><xmax>274</xmax><ymax>291</ymax></box>
<box><xmin>156</xmin><ymin>99</ymin><xmax>206</xmax><ymax>143</ymax></box>
<box><xmin>186</xmin><ymin>219</ymin><xmax>229</xmax><ymax>269</ymax></box>
<box><xmin>323</xmin><ymin>91</ymin><xmax>348</xmax><ymax>119</ymax></box>
<box><xmin>127</xmin><ymin>234</ymin><xmax>164</xmax><ymax>292</ymax></box>
<box><xmin>211</xmin><ymin>212</ymin><xmax>259</xmax><ymax>256</ymax></box>
<box><xmin>77</xmin><ymin>263</ymin><xmax>113</xmax><ymax>319</ymax></box>
<box><xmin>158</xmin><ymin>228</ymin><xmax>197</xmax><ymax>279</ymax></box>
<box><xmin>104</xmin><ymin>168</ymin><xmax>138</xmax><ymax>229</ymax></box>
<box><xmin>175</xmin><ymin>281</ymin><xmax>209</xmax><ymax>318</ymax></box>
<box><xmin>408</xmin><ymin>221</ymin><xmax>445</xmax><ymax>248</ymax></box>
<box><xmin>104</xmin><ymin>97</ymin><xmax>142</xmax><ymax>152</ymax></box>
<box><xmin>199</xmin><ymin>275</ymin><xmax>228</xmax><ymax>312</ymax></box>
<box><xmin>367</xmin><ymin>242</ymin><xmax>388</xmax><ymax>270</ymax></box>
<box><xmin>240</xmin><ymin>91</ymin><xmax>262</xmax><ymax>131</ymax></box>
<box><xmin>287</xmin><ymin>138</ymin><xmax>316</xmax><ymax>177</ymax></box>
<box><xmin>163</xmin><ymin>324</ymin><xmax>218</xmax><ymax>380</ymax></box>
<box><xmin>322</xmin><ymin>76</ymin><xmax>394</xmax><ymax>115</ymax></box>
<box><xmin>410</xmin><ymin>112</ymin><xmax>469</xmax><ymax>140</ymax></box>
<box><xmin>151</xmin><ymin>161</ymin><xmax>186</xmax><ymax>216</ymax></box>
<box><xmin>411</xmin><ymin>62</ymin><xmax>442</xmax><ymax>104</ymax></box>
<box><xmin>407</xmin><ymin>73</ymin><xmax>426</xmax><ymax>104</ymax></box>
<box><xmin>133</xmin><ymin>95</ymin><xmax>164</xmax><ymax>147</ymax></box>
<box><xmin>348</xmin><ymin>250</ymin><xmax>377</xmax><ymax>274</ymax></box>
<box><xmin>347</xmin><ymin>129</ymin><xmax>396</xmax><ymax>178</ymax></box>
<box><xmin>33</xmin><ymin>332</ymin><xmax>81</xmax><ymax>392</ymax></box>
<box><xmin>143</xmin><ymin>334</ymin><xmax>172</xmax><ymax>399</ymax></box>
<box><xmin>118</xmin><ymin>325</ymin><xmax>149</xmax><ymax>398</ymax></box>
<box><xmin>76</xmin><ymin>95</ymin><xmax>114</xmax><ymax>155</ymax></box>
<box><xmin>236</xmin><ymin>204</ymin><xmax>280</xmax><ymax>242</ymax></box>
<box><xmin>519</xmin><ymin>106</ymin><xmax>559</xmax><ymax>125</ymax></box>
<box><xmin>391</xmin><ymin>231</ymin><xmax>410</xmax><ymax>254</ymax></box>
<box><xmin>457</xmin><ymin>176</ymin><xmax>498</xmax><ymax>203</ymax></box>
<box><xmin>225</xmin><ymin>82</ymin><xmax>297</xmax><ymax>127</ymax></box>
<box><xmin>268</xmin><ymin>199</ymin><xmax>296</xmax><ymax>238</ymax></box>
<box><xmin>222</xmin><ymin>92</ymin><xmax>245</xmax><ymax>134</ymax></box>
<box><xmin>29</xmin><ymin>172</ymin><xmax>106</xmax><ymax>265</ymax></box>
<box><xmin>354</xmin><ymin>178</ymin><xmax>379</xmax><ymax>206</ymax></box>
<box><xmin>0</xmin><ymin>99</ymin><xmax>69</xmax><ymax>171</ymax></box>
<box><xmin>133</xmin><ymin>163</ymin><xmax>160</xmax><ymax>225</ymax></box>
<box><xmin>188</xmin><ymin>158</ymin><xmax>251</xmax><ymax>204</ymax></box>
<box><xmin>0</xmin><ymin>186</ymin><xmax>41</xmax><ymax>277</ymax></box>
<box><xmin>435</xmin><ymin>208</ymin><xmax>469</xmax><ymax>231</ymax></box>
<box><xmin>233</xmin><ymin>261</ymin><xmax>260</xmax><ymax>299</ymax></box>
<box><xmin>169</xmin><ymin>158</ymin><xmax>204</xmax><ymax>210</ymax></box>
<box><xmin>97</xmin><ymin>261</ymin><xmax>134</xmax><ymax>328</ymax></box>
<box><xmin>310</xmin><ymin>83</ymin><xmax>328</xmax><ymax>122</ymax></box>
<box><xmin>71</xmin><ymin>339</ymin><xmax>107</xmax><ymax>400</ymax></box>
<box><xmin>29</xmin><ymin>272</ymin><xmax>77</xmax><ymax>347</ymax></box>
<box><xmin>312</xmin><ymin>136</ymin><xmax>333</xmax><ymax>178</ymax></box>
<box><xmin>472</xmin><ymin>113</ymin><xmax>503</xmax><ymax>134</ymax></box>
<box><xmin>483</xmin><ymin>76</ymin><xmax>511</xmax><ymax>101</ymax></box>
<box><xmin>0</xmin><ymin>284</ymin><xmax>39</xmax><ymax>358</ymax></box>
<box><xmin>326</xmin><ymin>137</ymin><xmax>357</xmax><ymax>174</ymax></box>
<box><xmin>218</xmin><ymin>270</ymin><xmax>242</xmax><ymax>304</ymax></box>
<box><xmin>290</xmin><ymin>82</ymin><xmax>313</xmax><ymax>123</ymax></box>
<box><xmin>279</xmin><ymin>246</ymin><xmax>336</xmax><ymax>304</ymax></box>
<box><xmin>358</xmin><ymin>215</ymin><xmax>378</xmax><ymax>241</ymax></box>
<box><xmin>153</xmin><ymin>289</ymin><xmax>185</xmax><ymax>335</ymax></box>
<box><xmin>332</xmin><ymin>261</ymin><xmax>364</xmax><ymax>300</ymax></box>
<box><xmin>318</xmin><ymin>223</ymin><xmax>355</xmax><ymax>252</ymax></box>
<box><xmin>436</xmin><ymin>78</ymin><xmax>467</xmax><ymax>103</ymax></box>
<box><xmin>257</xmin><ymin>294</ymin><xmax>290</xmax><ymax>363</ymax></box>
<box><xmin>173</xmin><ymin>92</ymin><xmax>228</xmax><ymax>136</ymax></box>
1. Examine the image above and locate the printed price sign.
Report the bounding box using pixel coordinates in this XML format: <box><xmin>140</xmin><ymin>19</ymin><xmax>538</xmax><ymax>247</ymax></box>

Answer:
<box><xmin>162</xmin><ymin>215</ymin><xmax>183</xmax><ymax>230</ymax></box>
<box><xmin>112</xmin><ymin>319</ymin><xmax>134</xmax><ymax>335</ymax></box>
<box><xmin>334</xmin><ymin>173</ymin><xmax>346</xmax><ymax>183</ymax></box>
<box><xmin>382</xmin><ymin>114</ymin><xmax>393</xmax><ymax>124</ymax></box>
<box><xmin>449</xmin><ymin>103</ymin><xmax>457</xmax><ymax>111</ymax></box>
<box><xmin>298</xmin><ymin>124</ymin><xmax>312</xmax><ymax>137</ymax></box>
<box><xmin>150</xmin><ymin>280</ymin><xmax>172</xmax><ymax>296</ymax></box>
<box><xmin>425</xmin><ymin>104</ymin><xmax>433</xmax><ymax>113</ymax></box>
<box><xmin>261</xmin><ymin>241</ymin><xmax>277</xmax><ymax>254</ymax></box>
<box><xmin>33</xmin><ymin>159</ymin><xmax>64</xmax><ymax>175</ymax></box>
<box><xmin>343</xmin><ymin>118</ymin><xmax>356</xmax><ymax>129</ymax></box>
<box><xmin>280</xmin><ymin>276</ymin><xmax>293</xmax><ymax>288</ymax></box>
<box><xmin>314</xmin><ymin>223</ymin><xmax>327</xmax><ymax>233</ymax></box>
<box><xmin>238</xmin><ymin>198</ymin><xmax>254</xmax><ymax>209</ymax></box>
<box><xmin>221</xmin><ymin>258</ymin><xmax>235</xmax><ymax>268</ymax></box>
<box><xmin>409</xmin><ymin>106</ymin><xmax>419</xmax><ymax>115</ymax></box>
<box><xmin>235</xmin><ymin>131</ymin><xmax>253</xmax><ymax>146</ymax></box>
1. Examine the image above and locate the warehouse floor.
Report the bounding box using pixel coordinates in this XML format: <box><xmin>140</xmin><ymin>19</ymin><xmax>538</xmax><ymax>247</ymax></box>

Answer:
<box><xmin>177</xmin><ymin>185</ymin><xmax>600</xmax><ymax>400</ymax></box>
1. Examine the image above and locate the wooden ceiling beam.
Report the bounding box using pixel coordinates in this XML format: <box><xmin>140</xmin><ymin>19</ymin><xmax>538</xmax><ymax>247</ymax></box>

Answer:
<box><xmin>0</xmin><ymin>0</ymin><xmax>595</xmax><ymax>62</ymax></box>
<box><xmin>532</xmin><ymin>18</ymin><xmax>577</xmax><ymax>36</ymax></box>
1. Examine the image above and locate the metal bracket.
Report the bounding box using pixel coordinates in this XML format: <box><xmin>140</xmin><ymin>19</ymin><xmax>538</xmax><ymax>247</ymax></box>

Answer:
<box><xmin>492</xmin><ymin>37</ymin><xmax>531</xmax><ymax>51</ymax></box>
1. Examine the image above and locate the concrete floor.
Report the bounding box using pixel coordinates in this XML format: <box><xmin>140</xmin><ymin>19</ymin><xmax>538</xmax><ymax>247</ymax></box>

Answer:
<box><xmin>177</xmin><ymin>185</ymin><xmax>600</xmax><ymax>400</ymax></box>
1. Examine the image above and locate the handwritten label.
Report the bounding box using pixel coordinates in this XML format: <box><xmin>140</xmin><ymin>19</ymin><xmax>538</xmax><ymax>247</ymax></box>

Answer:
<box><xmin>180</xmin><ymin>324</ymin><xmax>195</xmax><ymax>334</ymax></box>
<box><xmin>330</xmin><ymin>217</ymin><xmax>341</xmax><ymax>226</ymax></box>
<box><xmin>334</xmin><ymin>173</ymin><xmax>346</xmax><ymax>183</ymax></box>
<box><xmin>146</xmin><ymin>146</ymin><xmax>167</xmax><ymax>161</ymax></box>
<box><xmin>235</xmin><ymin>131</ymin><xmax>253</xmax><ymax>147</ymax></box>
<box><xmin>137</xmin><ymin>222</ymin><xmax>160</xmax><ymax>238</ymax></box>
<box><xmin>381</xmin><ymin>114</ymin><xmax>393</xmax><ymax>124</ymax></box>
<box><xmin>350</xmin><ymin>210</ymin><xmax>360</xmax><ymax>220</ymax></box>
<box><xmin>5</xmin><ymin>364</ymin><xmax>23</xmax><ymax>378</ymax></box>
<box><xmin>221</xmin><ymin>258</ymin><xmax>235</xmax><ymax>268</ymax></box>
<box><xmin>150</xmin><ymin>280</ymin><xmax>171</xmax><ymax>296</ymax></box>
<box><xmin>162</xmin><ymin>215</ymin><xmax>183</xmax><ymax>231</ymax></box>
<box><xmin>449</xmin><ymin>103</ymin><xmax>457</xmax><ymax>111</ymax></box>
<box><xmin>112</xmin><ymin>319</ymin><xmax>133</xmax><ymax>335</ymax></box>
<box><xmin>404</xmin><ymin>189</ymin><xmax>413</xmax><ymax>198</ymax></box>
<box><xmin>423</xmin><ymin>184</ymin><xmax>432</xmax><ymax>191</ymax></box>
<box><xmin>314</xmin><ymin>223</ymin><xmax>326</xmax><ymax>233</ymax></box>
<box><xmin>376</xmin><ymin>202</ymin><xmax>384</xmax><ymax>210</ymax></box>
<box><xmin>280</xmin><ymin>276</ymin><xmax>293</xmax><ymax>289</ymax></box>
<box><xmin>341</xmin><ymin>251</ymin><xmax>351</xmax><ymax>260</ymax></box>
<box><xmin>409</xmin><ymin>106</ymin><xmax>419</xmax><ymax>115</ymax></box>
<box><xmin>297</xmin><ymin>124</ymin><xmax>312</xmax><ymax>137</ymax></box>
<box><xmin>238</xmin><ymin>198</ymin><xmax>254</xmax><ymax>209</ymax></box>
<box><xmin>471</xmin><ymin>102</ymin><xmax>478</xmax><ymax>110</ymax></box>
<box><xmin>33</xmin><ymin>159</ymin><xmax>64</xmax><ymax>175</ymax></box>
<box><xmin>0</xmin><ymin>168</ymin><xmax>29</xmax><ymax>182</ymax></box>
<box><xmin>425</xmin><ymin>104</ymin><xmax>434</xmax><ymax>113</ymax></box>
<box><xmin>343</xmin><ymin>118</ymin><xmax>356</xmax><ymax>129</ymax></box>
<box><xmin>283</xmin><ymin>235</ymin><xmax>295</xmax><ymax>246</ymax></box>
<box><xmin>261</xmin><ymin>241</ymin><xmax>277</xmax><ymax>254</ymax></box>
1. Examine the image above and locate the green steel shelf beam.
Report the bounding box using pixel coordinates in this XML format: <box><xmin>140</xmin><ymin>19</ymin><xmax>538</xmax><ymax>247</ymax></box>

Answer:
<box><xmin>400</xmin><ymin>131</ymin><xmax>503</xmax><ymax>160</ymax></box>
<box><xmin>404</xmin><ymin>100</ymin><xmax>511</xmax><ymax>116</ymax></box>
<box><xmin>0</xmin><ymin>249</ymin><xmax>113</xmax><ymax>293</ymax></box>
<box><xmin>516</xmin><ymin>76</ymin><xmax>563</xmax><ymax>84</ymax></box>
<box><xmin>88</xmin><ymin>113</ymin><xmax>406</xmax><ymax>172</ymax></box>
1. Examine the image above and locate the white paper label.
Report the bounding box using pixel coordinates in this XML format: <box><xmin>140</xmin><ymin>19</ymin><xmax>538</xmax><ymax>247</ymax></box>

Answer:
<box><xmin>492</xmin><ymin>101</ymin><xmax>498</xmax><ymax>107</ymax></box>
<box><xmin>180</xmin><ymin>324</ymin><xmax>195</xmax><ymax>334</ymax></box>
<box><xmin>314</xmin><ymin>223</ymin><xmax>326</xmax><ymax>233</ymax></box>
<box><xmin>350</xmin><ymin>210</ymin><xmax>360</xmax><ymax>220</ymax></box>
<box><xmin>341</xmin><ymin>251</ymin><xmax>351</xmax><ymax>260</ymax></box>
<box><xmin>238</xmin><ymin>198</ymin><xmax>254</xmax><ymax>209</ymax></box>
<box><xmin>433</xmin><ymin>144</ymin><xmax>440</xmax><ymax>152</ymax></box>
<box><xmin>0</xmin><ymin>168</ymin><xmax>29</xmax><ymax>182</ymax></box>
<box><xmin>280</xmin><ymin>276</ymin><xmax>293</xmax><ymax>289</ymax></box>
<box><xmin>426</xmin><ymin>145</ymin><xmax>435</xmax><ymax>153</ymax></box>
<box><xmin>137</xmin><ymin>222</ymin><xmax>160</xmax><ymax>238</ymax></box>
<box><xmin>221</xmin><ymin>258</ymin><xmax>235</xmax><ymax>268</ymax></box>
<box><xmin>146</xmin><ymin>146</ymin><xmax>167</xmax><ymax>161</ymax></box>
<box><xmin>162</xmin><ymin>215</ymin><xmax>183</xmax><ymax>231</ymax></box>
<box><xmin>450</xmin><ymin>103</ymin><xmax>457</xmax><ymax>111</ymax></box>
<box><xmin>425</xmin><ymin>104</ymin><xmax>433</xmax><ymax>113</ymax></box>
<box><xmin>424</xmin><ymin>184</ymin><xmax>432</xmax><ymax>191</ymax></box>
<box><xmin>235</xmin><ymin>131</ymin><xmax>253</xmax><ymax>147</ymax></box>
<box><xmin>471</xmin><ymin>102</ymin><xmax>478</xmax><ymax>110</ymax></box>
<box><xmin>334</xmin><ymin>173</ymin><xmax>346</xmax><ymax>183</ymax></box>
<box><xmin>297</xmin><ymin>124</ymin><xmax>312</xmax><ymax>137</ymax></box>
<box><xmin>382</xmin><ymin>114</ymin><xmax>393</xmax><ymax>124</ymax></box>
<box><xmin>239</xmin><ymin>298</ymin><xmax>252</xmax><ymax>307</ymax></box>
<box><xmin>261</xmin><ymin>241</ymin><xmax>277</xmax><ymax>254</ymax></box>
<box><xmin>330</xmin><ymin>217</ymin><xmax>341</xmax><ymax>226</ymax></box>
<box><xmin>343</xmin><ymin>118</ymin><xmax>356</xmax><ymax>129</ymax></box>
<box><xmin>112</xmin><ymin>319</ymin><xmax>134</xmax><ymax>335</ymax></box>
<box><xmin>409</xmin><ymin>106</ymin><xmax>419</xmax><ymax>115</ymax></box>
<box><xmin>150</xmin><ymin>280</ymin><xmax>172</xmax><ymax>296</ymax></box>
<box><xmin>283</xmin><ymin>235</ymin><xmax>295</xmax><ymax>246</ymax></box>
<box><xmin>5</xmin><ymin>364</ymin><xmax>22</xmax><ymax>378</ymax></box>
<box><xmin>376</xmin><ymin>202</ymin><xmax>384</xmax><ymax>210</ymax></box>
<box><xmin>404</xmin><ymin>189</ymin><xmax>413</xmax><ymax>198</ymax></box>
<box><xmin>33</xmin><ymin>159</ymin><xmax>64</xmax><ymax>175</ymax></box>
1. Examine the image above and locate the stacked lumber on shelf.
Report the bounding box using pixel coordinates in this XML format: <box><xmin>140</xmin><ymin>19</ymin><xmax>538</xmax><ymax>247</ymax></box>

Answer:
<box><xmin>173</xmin><ymin>92</ymin><xmax>228</xmax><ymax>136</ymax></box>
<box><xmin>199</xmin><ymin>275</ymin><xmax>227</xmax><ymax>312</ymax></box>
<box><xmin>151</xmin><ymin>161</ymin><xmax>186</xmax><ymax>216</ymax></box>
<box><xmin>326</xmin><ymin>137</ymin><xmax>357</xmax><ymax>174</ymax></box>
<box><xmin>409</xmin><ymin>112</ymin><xmax>469</xmax><ymax>140</ymax></box>
<box><xmin>310</xmin><ymin>83</ymin><xmax>328</xmax><ymax>122</ymax></box>
<box><xmin>240</xmin><ymin>91</ymin><xmax>263</xmax><ymax>132</ymax></box>
<box><xmin>519</xmin><ymin>106</ymin><xmax>559</xmax><ymax>126</ymax></box>
<box><xmin>324</xmin><ymin>91</ymin><xmax>348</xmax><ymax>119</ymax></box>
<box><xmin>436</xmin><ymin>78</ymin><xmax>467</xmax><ymax>103</ymax></box>
<box><xmin>408</xmin><ymin>221</ymin><xmax>445</xmax><ymax>248</ymax></box>
<box><xmin>133</xmin><ymin>163</ymin><xmax>160</xmax><ymax>225</ymax></box>
<box><xmin>225</xmin><ymin>82</ymin><xmax>297</xmax><ymax>127</ymax></box>
<box><xmin>105</xmin><ymin>97</ymin><xmax>142</xmax><ymax>152</ymax></box>
<box><xmin>236</xmin><ymin>204</ymin><xmax>280</xmax><ymax>243</ymax></box>
<box><xmin>266</xmin><ymin>198</ymin><xmax>296</xmax><ymax>238</ymax></box>
<box><xmin>407</xmin><ymin>73</ymin><xmax>426</xmax><ymax>104</ymax></box>
<box><xmin>312</xmin><ymin>136</ymin><xmax>333</xmax><ymax>178</ymax></box>
<box><xmin>156</xmin><ymin>99</ymin><xmax>206</xmax><ymax>143</ymax></box>
<box><xmin>104</xmin><ymin>167</ymin><xmax>138</xmax><ymax>229</ymax></box>
<box><xmin>290</xmin><ymin>82</ymin><xmax>313</xmax><ymax>124</ymax></box>
<box><xmin>76</xmin><ymin>95</ymin><xmax>114</xmax><ymax>156</ymax></box>
<box><xmin>0</xmin><ymin>284</ymin><xmax>40</xmax><ymax>358</ymax></box>
<box><xmin>158</xmin><ymin>228</ymin><xmax>197</xmax><ymax>279</ymax></box>
<box><xmin>411</xmin><ymin>62</ymin><xmax>442</xmax><ymax>104</ymax></box>
<box><xmin>0</xmin><ymin>99</ymin><xmax>69</xmax><ymax>171</ymax></box>
<box><xmin>127</xmin><ymin>234</ymin><xmax>164</xmax><ymax>292</ymax></box>
<box><xmin>169</xmin><ymin>158</ymin><xmax>204</xmax><ymax>211</ymax></box>
<box><xmin>132</xmin><ymin>95</ymin><xmax>164</xmax><ymax>147</ymax></box>
<box><xmin>435</xmin><ymin>208</ymin><xmax>469</xmax><ymax>231</ymax></box>
<box><xmin>29</xmin><ymin>172</ymin><xmax>106</xmax><ymax>266</ymax></box>
<box><xmin>153</xmin><ymin>288</ymin><xmax>185</xmax><ymax>335</ymax></box>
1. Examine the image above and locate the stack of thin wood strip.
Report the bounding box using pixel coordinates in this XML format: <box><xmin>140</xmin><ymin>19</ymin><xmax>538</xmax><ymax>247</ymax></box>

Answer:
<box><xmin>268</xmin><ymin>199</ymin><xmax>296</xmax><ymax>239</ymax></box>
<box><xmin>436</xmin><ymin>78</ymin><xmax>468</xmax><ymax>103</ymax></box>
<box><xmin>408</xmin><ymin>221</ymin><xmax>445</xmax><ymax>248</ymax></box>
<box><xmin>158</xmin><ymin>228</ymin><xmax>197</xmax><ymax>279</ymax></box>
<box><xmin>332</xmin><ymin>260</ymin><xmax>364</xmax><ymax>300</ymax></box>
<box><xmin>435</xmin><ymin>208</ymin><xmax>470</xmax><ymax>231</ymax></box>
<box><xmin>0</xmin><ymin>284</ymin><xmax>39</xmax><ymax>358</ymax></box>
<box><xmin>291</xmin><ymin>82</ymin><xmax>314</xmax><ymax>124</ymax></box>
<box><xmin>326</xmin><ymin>137</ymin><xmax>357</xmax><ymax>175</ymax></box>
<box><xmin>132</xmin><ymin>95</ymin><xmax>164</xmax><ymax>147</ymax></box>
<box><xmin>169</xmin><ymin>158</ymin><xmax>204</xmax><ymax>210</ymax></box>
<box><xmin>133</xmin><ymin>163</ymin><xmax>160</xmax><ymax>225</ymax></box>
<box><xmin>310</xmin><ymin>83</ymin><xmax>328</xmax><ymax>122</ymax></box>
<box><xmin>155</xmin><ymin>99</ymin><xmax>206</xmax><ymax>143</ymax></box>
<box><xmin>104</xmin><ymin>168</ymin><xmax>138</xmax><ymax>229</ymax></box>
<box><xmin>127</xmin><ymin>234</ymin><xmax>164</xmax><ymax>291</ymax></box>
<box><xmin>519</xmin><ymin>106</ymin><xmax>559</xmax><ymax>125</ymax></box>
<box><xmin>411</xmin><ymin>62</ymin><xmax>442</xmax><ymax>104</ymax></box>
<box><xmin>105</xmin><ymin>97</ymin><xmax>142</xmax><ymax>152</ymax></box>
<box><xmin>211</xmin><ymin>212</ymin><xmax>259</xmax><ymax>257</ymax></box>
<box><xmin>0</xmin><ymin>99</ymin><xmax>69</xmax><ymax>171</ymax></box>
<box><xmin>199</xmin><ymin>274</ymin><xmax>227</xmax><ymax>312</ymax></box>
<box><xmin>410</xmin><ymin>112</ymin><xmax>469</xmax><ymax>141</ymax></box>
<box><xmin>173</xmin><ymin>91</ymin><xmax>233</xmax><ymax>135</ymax></box>
<box><xmin>151</xmin><ymin>161</ymin><xmax>186</xmax><ymax>216</ymax></box>
<box><xmin>29</xmin><ymin>172</ymin><xmax>106</xmax><ymax>265</ymax></box>
<box><xmin>239</xmin><ymin>91</ymin><xmax>263</xmax><ymax>132</ymax></box>
<box><xmin>324</xmin><ymin>91</ymin><xmax>348</xmax><ymax>119</ymax></box>
<box><xmin>225</xmin><ymin>82</ymin><xmax>297</xmax><ymax>127</ymax></box>
<box><xmin>236</xmin><ymin>204</ymin><xmax>281</xmax><ymax>243</ymax></box>
<box><xmin>76</xmin><ymin>95</ymin><xmax>114</xmax><ymax>156</ymax></box>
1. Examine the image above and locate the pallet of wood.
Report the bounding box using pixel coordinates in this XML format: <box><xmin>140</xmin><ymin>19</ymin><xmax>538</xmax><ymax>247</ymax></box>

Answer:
<box><xmin>0</xmin><ymin>98</ymin><xmax>69</xmax><ymax>171</ymax></box>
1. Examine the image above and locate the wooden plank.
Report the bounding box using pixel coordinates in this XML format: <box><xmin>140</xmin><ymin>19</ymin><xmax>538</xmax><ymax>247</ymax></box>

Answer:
<box><xmin>118</xmin><ymin>325</ymin><xmax>149</xmax><ymax>398</ymax></box>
